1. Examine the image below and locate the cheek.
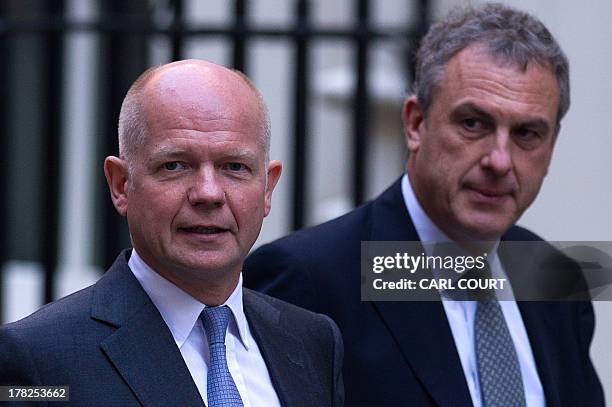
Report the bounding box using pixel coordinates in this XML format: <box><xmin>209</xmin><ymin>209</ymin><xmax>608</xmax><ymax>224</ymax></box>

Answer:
<box><xmin>429</xmin><ymin>150</ymin><xmax>468</xmax><ymax>191</ymax></box>
<box><xmin>132</xmin><ymin>187</ymin><xmax>182</xmax><ymax>224</ymax></box>
<box><xmin>517</xmin><ymin>171</ymin><xmax>545</xmax><ymax>206</ymax></box>
<box><xmin>515</xmin><ymin>154</ymin><xmax>550</xmax><ymax>196</ymax></box>
<box><xmin>422</xmin><ymin>128</ymin><xmax>470</xmax><ymax>172</ymax></box>
<box><xmin>230</xmin><ymin>189</ymin><xmax>266</xmax><ymax>222</ymax></box>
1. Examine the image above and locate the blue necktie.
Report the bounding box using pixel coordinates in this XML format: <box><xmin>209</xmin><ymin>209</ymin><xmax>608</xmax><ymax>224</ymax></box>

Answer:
<box><xmin>475</xmin><ymin>300</ymin><xmax>526</xmax><ymax>407</ymax></box>
<box><xmin>200</xmin><ymin>306</ymin><xmax>244</xmax><ymax>407</ymax></box>
<box><xmin>466</xmin><ymin>262</ymin><xmax>526</xmax><ymax>406</ymax></box>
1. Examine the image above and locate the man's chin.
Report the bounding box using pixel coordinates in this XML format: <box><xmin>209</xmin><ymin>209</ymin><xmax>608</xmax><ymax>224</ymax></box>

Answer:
<box><xmin>452</xmin><ymin>203</ymin><xmax>516</xmax><ymax>239</ymax></box>
<box><xmin>463</xmin><ymin>226</ymin><xmax>508</xmax><ymax>242</ymax></box>
<box><xmin>456</xmin><ymin>216</ymin><xmax>512</xmax><ymax>241</ymax></box>
<box><xmin>179</xmin><ymin>259</ymin><xmax>238</xmax><ymax>275</ymax></box>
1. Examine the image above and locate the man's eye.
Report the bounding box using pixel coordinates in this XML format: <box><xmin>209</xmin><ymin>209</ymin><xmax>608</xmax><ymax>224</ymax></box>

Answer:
<box><xmin>462</xmin><ymin>118</ymin><xmax>484</xmax><ymax>131</ymax></box>
<box><xmin>513</xmin><ymin>128</ymin><xmax>542</xmax><ymax>148</ymax></box>
<box><xmin>514</xmin><ymin>128</ymin><xmax>539</xmax><ymax>140</ymax></box>
<box><xmin>163</xmin><ymin>161</ymin><xmax>183</xmax><ymax>171</ymax></box>
<box><xmin>225</xmin><ymin>163</ymin><xmax>246</xmax><ymax>172</ymax></box>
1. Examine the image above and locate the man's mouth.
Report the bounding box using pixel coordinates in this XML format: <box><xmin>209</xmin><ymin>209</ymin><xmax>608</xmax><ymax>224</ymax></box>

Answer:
<box><xmin>180</xmin><ymin>226</ymin><xmax>229</xmax><ymax>234</ymax></box>
<box><xmin>465</xmin><ymin>186</ymin><xmax>514</xmax><ymax>204</ymax></box>
<box><xmin>471</xmin><ymin>188</ymin><xmax>509</xmax><ymax>197</ymax></box>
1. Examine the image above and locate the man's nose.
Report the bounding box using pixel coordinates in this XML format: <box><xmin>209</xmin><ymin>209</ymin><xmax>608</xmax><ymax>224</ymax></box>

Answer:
<box><xmin>187</xmin><ymin>168</ymin><xmax>226</xmax><ymax>206</ymax></box>
<box><xmin>481</xmin><ymin>130</ymin><xmax>513</xmax><ymax>176</ymax></box>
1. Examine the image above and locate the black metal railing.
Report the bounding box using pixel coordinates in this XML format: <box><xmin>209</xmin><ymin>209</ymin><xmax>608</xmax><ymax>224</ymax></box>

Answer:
<box><xmin>40</xmin><ymin>0</ymin><xmax>65</xmax><ymax>309</ymax></box>
<box><xmin>0</xmin><ymin>0</ymin><xmax>430</xmax><ymax>318</ymax></box>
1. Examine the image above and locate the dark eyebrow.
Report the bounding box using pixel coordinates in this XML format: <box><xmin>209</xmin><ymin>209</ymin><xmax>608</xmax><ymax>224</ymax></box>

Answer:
<box><xmin>222</xmin><ymin>150</ymin><xmax>258</xmax><ymax>162</ymax></box>
<box><xmin>146</xmin><ymin>148</ymin><xmax>189</xmax><ymax>165</ymax></box>
<box><xmin>514</xmin><ymin>119</ymin><xmax>550</xmax><ymax>135</ymax></box>
<box><xmin>450</xmin><ymin>102</ymin><xmax>495</xmax><ymax>123</ymax></box>
<box><xmin>145</xmin><ymin>147</ymin><xmax>261</xmax><ymax>167</ymax></box>
<box><xmin>451</xmin><ymin>102</ymin><xmax>551</xmax><ymax>134</ymax></box>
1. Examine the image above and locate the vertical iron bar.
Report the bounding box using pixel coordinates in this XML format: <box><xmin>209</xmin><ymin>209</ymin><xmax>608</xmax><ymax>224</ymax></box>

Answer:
<box><xmin>416</xmin><ymin>0</ymin><xmax>430</xmax><ymax>31</ymax></box>
<box><xmin>0</xmin><ymin>2</ymin><xmax>8</xmax><ymax>318</ymax></box>
<box><xmin>352</xmin><ymin>0</ymin><xmax>370</xmax><ymax>206</ymax></box>
<box><xmin>407</xmin><ymin>0</ymin><xmax>430</xmax><ymax>81</ymax></box>
<box><xmin>41</xmin><ymin>0</ymin><xmax>65</xmax><ymax>302</ymax></box>
<box><xmin>171</xmin><ymin>0</ymin><xmax>184</xmax><ymax>60</ymax></box>
<box><xmin>291</xmin><ymin>0</ymin><xmax>309</xmax><ymax>231</ymax></box>
<box><xmin>99</xmin><ymin>0</ymin><xmax>124</xmax><ymax>269</ymax></box>
<box><xmin>232</xmin><ymin>0</ymin><xmax>247</xmax><ymax>72</ymax></box>
<box><xmin>98</xmin><ymin>0</ymin><xmax>149</xmax><ymax>269</ymax></box>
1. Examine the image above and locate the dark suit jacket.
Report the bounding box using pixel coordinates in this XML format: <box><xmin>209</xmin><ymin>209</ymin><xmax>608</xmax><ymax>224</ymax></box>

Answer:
<box><xmin>244</xmin><ymin>178</ymin><xmax>604</xmax><ymax>407</ymax></box>
<box><xmin>0</xmin><ymin>250</ymin><xmax>344</xmax><ymax>407</ymax></box>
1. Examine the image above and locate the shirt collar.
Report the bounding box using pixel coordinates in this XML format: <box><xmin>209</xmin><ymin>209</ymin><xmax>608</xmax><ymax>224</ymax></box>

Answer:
<box><xmin>401</xmin><ymin>173</ymin><xmax>451</xmax><ymax>249</ymax></box>
<box><xmin>128</xmin><ymin>249</ymin><xmax>250</xmax><ymax>350</ymax></box>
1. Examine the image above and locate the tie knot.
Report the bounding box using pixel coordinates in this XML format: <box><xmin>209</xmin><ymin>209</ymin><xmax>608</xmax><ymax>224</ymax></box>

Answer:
<box><xmin>463</xmin><ymin>261</ymin><xmax>494</xmax><ymax>301</ymax></box>
<box><xmin>200</xmin><ymin>306</ymin><xmax>232</xmax><ymax>345</ymax></box>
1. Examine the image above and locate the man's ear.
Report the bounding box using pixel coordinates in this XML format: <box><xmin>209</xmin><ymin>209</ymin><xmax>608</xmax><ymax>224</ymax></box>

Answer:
<box><xmin>263</xmin><ymin>160</ymin><xmax>282</xmax><ymax>217</ymax></box>
<box><xmin>104</xmin><ymin>156</ymin><xmax>130</xmax><ymax>217</ymax></box>
<box><xmin>402</xmin><ymin>96</ymin><xmax>426</xmax><ymax>153</ymax></box>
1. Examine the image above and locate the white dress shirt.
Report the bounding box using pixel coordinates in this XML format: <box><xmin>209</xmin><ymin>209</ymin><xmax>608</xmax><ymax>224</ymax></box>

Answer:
<box><xmin>401</xmin><ymin>174</ymin><xmax>545</xmax><ymax>407</ymax></box>
<box><xmin>128</xmin><ymin>249</ymin><xmax>281</xmax><ymax>407</ymax></box>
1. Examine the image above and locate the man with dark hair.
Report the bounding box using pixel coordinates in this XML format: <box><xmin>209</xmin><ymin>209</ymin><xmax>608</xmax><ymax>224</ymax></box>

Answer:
<box><xmin>245</xmin><ymin>4</ymin><xmax>603</xmax><ymax>406</ymax></box>
<box><xmin>0</xmin><ymin>60</ymin><xmax>344</xmax><ymax>407</ymax></box>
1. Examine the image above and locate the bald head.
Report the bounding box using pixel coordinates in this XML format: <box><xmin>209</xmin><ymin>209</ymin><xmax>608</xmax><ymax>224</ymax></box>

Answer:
<box><xmin>118</xmin><ymin>60</ymin><xmax>271</xmax><ymax>169</ymax></box>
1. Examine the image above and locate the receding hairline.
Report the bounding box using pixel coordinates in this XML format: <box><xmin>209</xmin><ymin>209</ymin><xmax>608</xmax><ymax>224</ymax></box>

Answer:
<box><xmin>118</xmin><ymin>60</ymin><xmax>271</xmax><ymax>163</ymax></box>
<box><xmin>131</xmin><ymin>59</ymin><xmax>256</xmax><ymax>95</ymax></box>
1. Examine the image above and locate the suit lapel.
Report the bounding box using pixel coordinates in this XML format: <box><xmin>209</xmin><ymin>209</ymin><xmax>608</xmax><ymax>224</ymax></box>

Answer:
<box><xmin>369</xmin><ymin>180</ymin><xmax>473</xmax><ymax>406</ymax></box>
<box><xmin>91</xmin><ymin>251</ymin><xmax>205</xmax><ymax>407</ymax></box>
<box><xmin>516</xmin><ymin>303</ymin><xmax>562</xmax><ymax>407</ymax></box>
<box><xmin>243</xmin><ymin>290</ymin><xmax>319</xmax><ymax>407</ymax></box>
<box><xmin>499</xmin><ymin>233</ymin><xmax>564</xmax><ymax>406</ymax></box>
<box><xmin>373</xmin><ymin>301</ymin><xmax>472</xmax><ymax>406</ymax></box>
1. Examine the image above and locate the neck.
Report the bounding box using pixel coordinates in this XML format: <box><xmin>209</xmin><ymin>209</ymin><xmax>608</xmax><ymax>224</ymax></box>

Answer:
<box><xmin>161</xmin><ymin>269</ymin><xmax>241</xmax><ymax>306</ymax></box>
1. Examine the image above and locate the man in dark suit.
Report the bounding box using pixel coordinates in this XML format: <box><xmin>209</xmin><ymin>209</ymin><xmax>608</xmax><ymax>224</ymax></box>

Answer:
<box><xmin>244</xmin><ymin>4</ymin><xmax>603</xmax><ymax>407</ymax></box>
<box><xmin>0</xmin><ymin>60</ymin><xmax>343</xmax><ymax>406</ymax></box>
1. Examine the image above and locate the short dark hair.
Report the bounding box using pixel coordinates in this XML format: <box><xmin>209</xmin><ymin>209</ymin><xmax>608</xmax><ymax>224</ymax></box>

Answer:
<box><xmin>414</xmin><ymin>3</ymin><xmax>570</xmax><ymax>124</ymax></box>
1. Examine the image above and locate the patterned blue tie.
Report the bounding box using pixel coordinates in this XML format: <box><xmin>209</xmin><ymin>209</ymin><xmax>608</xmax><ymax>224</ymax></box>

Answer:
<box><xmin>475</xmin><ymin>300</ymin><xmax>526</xmax><ymax>407</ymax></box>
<box><xmin>200</xmin><ymin>306</ymin><xmax>244</xmax><ymax>407</ymax></box>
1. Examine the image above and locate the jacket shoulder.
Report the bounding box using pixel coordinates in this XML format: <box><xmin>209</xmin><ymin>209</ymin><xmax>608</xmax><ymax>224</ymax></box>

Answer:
<box><xmin>1</xmin><ymin>285</ymin><xmax>94</xmax><ymax>337</ymax></box>
<box><xmin>244</xmin><ymin>288</ymin><xmax>339</xmax><ymax>332</ymax></box>
<box><xmin>0</xmin><ymin>285</ymin><xmax>97</xmax><ymax>385</ymax></box>
<box><xmin>250</xmin><ymin>202</ymin><xmax>373</xmax><ymax>267</ymax></box>
<box><xmin>243</xmin><ymin>203</ymin><xmax>372</xmax><ymax>308</ymax></box>
<box><xmin>504</xmin><ymin>224</ymin><xmax>545</xmax><ymax>241</ymax></box>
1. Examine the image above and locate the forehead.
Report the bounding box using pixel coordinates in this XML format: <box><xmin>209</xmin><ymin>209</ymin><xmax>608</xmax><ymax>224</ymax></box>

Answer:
<box><xmin>139</xmin><ymin>65</ymin><xmax>264</xmax><ymax>152</ymax></box>
<box><xmin>433</xmin><ymin>45</ymin><xmax>560</xmax><ymax>123</ymax></box>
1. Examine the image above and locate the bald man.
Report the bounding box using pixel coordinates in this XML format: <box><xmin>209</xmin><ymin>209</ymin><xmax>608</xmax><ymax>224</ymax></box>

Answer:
<box><xmin>0</xmin><ymin>60</ymin><xmax>343</xmax><ymax>407</ymax></box>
